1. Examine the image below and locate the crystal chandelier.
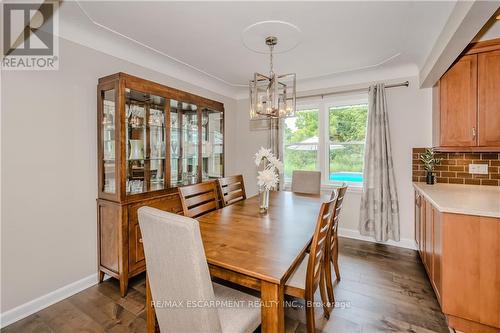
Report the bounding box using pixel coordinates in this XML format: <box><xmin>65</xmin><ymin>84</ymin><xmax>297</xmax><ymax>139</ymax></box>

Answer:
<box><xmin>249</xmin><ymin>36</ymin><xmax>296</xmax><ymax>120</ymax></box>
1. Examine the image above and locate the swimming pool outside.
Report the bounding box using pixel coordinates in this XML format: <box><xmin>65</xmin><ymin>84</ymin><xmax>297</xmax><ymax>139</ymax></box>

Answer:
<box><xmin>329</xmin><ymin>172</ymin><xmax>363</xmax><ymax>183</ymax></box>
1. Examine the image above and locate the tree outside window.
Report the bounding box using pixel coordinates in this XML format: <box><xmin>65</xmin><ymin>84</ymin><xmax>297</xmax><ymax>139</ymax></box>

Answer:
<box><xmin>283</xmin><ymin>102</ymin><xmax>368</xmax><ymax>185</ymax></box>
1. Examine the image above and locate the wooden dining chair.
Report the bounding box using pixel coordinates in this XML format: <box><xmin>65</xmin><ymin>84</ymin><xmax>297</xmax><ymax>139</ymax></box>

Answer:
<box><xmin>178</xmin><ymin>181</ymin><xmax>219</xmax><ymax>218</ymax></box>
<box><xmin>217</xmin><ymin>175</ymin><xmax>246</xmax><ymax>207</ymax></box>
<box><xmin>284</xmin><ymin>195</ymin><xmax>337</xmax><ymax>333</ymax></box>
<box><xmin>325</xmin><ymin>183</ymin><xmax>348</xmax><ymax>305</ymax></box>
<box><xmin>291</xmin><ymin>170</ymin><xmax>321</xmax><ymax>194</ymax></box>
<box><xmin>138</xmin><ymin>207</ymin><xmax>261</xmax><ymax>333</ymax></box>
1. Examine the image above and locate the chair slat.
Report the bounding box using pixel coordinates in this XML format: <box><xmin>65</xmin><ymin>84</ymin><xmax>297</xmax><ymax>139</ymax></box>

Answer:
<box><xmin>178</xmin><ymin>181</ymin><xmax>219</xmax><ymax>218</ymax></box>
<box><xmin>217</xmin><ymin>175</ymin><xmax>247</xmax><ymax>207</ymax></box>
<box><xmin>185</xmin><ymin>192</ymin><xmax>216</xmax><ymax>208</ymax></box>
<box><xmin>187</xmin><ymin>201</ymin><xmax>218</xmax><ymax>218</ymax></box>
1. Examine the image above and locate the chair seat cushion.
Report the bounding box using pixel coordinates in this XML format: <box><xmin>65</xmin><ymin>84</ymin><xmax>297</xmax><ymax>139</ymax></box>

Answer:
<box><xmin>285</xmin><ymin>254</ymin><xmax>309</xmax><ymax>290</ymax></box>
<box><xmin>213</xmin><ymin>283</ymin><xmax>261</xmax><ymax>333</ymax></box>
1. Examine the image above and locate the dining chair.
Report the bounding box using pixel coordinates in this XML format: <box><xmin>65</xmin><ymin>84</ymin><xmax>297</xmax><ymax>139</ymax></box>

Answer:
<box><xmin>325</xmin><ymin>183</ymin><xmax>348</xmax><ymax>305</ymax></box>
<box><xmin>178</xmin><ymin>181</ymin><xmax>219</xmax><ymax>218</ymax></box>
<box><xmin>284</xmin><ymin>195</ymin><xmax>338</xmax><ymax>333</ymax></box>
<box><xmin>291</xmin><ymin>170</ymin><xmax>321</xmax><ymax>194</ymax></box>
<box><xmin>217</xmin><ymin>175</ymin><xmax>246</xmax><ymax>207</ymax></box>
<box><xmin>138</xmin><ymin>207</ymin><xmax>261</xmax><ymax>333</ymax></box>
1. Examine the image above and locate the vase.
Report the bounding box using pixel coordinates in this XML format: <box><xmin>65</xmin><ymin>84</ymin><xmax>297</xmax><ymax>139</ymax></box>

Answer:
<box><xmin>129</xmin><ymin>140</ymin><xmax>144</xmax><ymax>160</ymax></box>
<box><xmin>426</xmin><ymin>171</ymin><xmax>435</xmax><ymax>185</ymax></box>
<box><xmin>259</xmin><ymin>188</ymin><xmax>270</xmax><ymax>213</ymax></box>
<box><xmin>104</xmin><ymin>141</ymin><xmax>115</xmax><ymax>160</ymax></box>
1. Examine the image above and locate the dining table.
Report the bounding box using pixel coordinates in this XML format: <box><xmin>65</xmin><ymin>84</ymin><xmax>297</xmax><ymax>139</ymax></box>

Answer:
<box><xmin>146</xmin><ymin>190</ymin><xmax>330</xmax><ymax>333</ymax></box>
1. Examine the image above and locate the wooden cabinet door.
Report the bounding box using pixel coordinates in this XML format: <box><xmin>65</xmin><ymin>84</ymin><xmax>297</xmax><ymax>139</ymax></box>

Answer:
<box><xmin>439</xmin><ymin>54</ymin><xmax>478</xmax><ymax>147</ymax></box>
<box><xmin>478</xmin><ymin>50</ymin><xmax>500</xmax><ymax>147</ymax></box>
<box><xmin>424</xmin><ymin>200</ymin><xmax>433</xmax><ymax>277</ymax></box>
<box><xmin>128</xmin><ymin>194</ymin><xmax>182</xmax><ymax>273</ymax></box>
<box><xmin>419</xmin><ymin>196</ymin><xmax>426</xmax><ymax>258</ymax></box>
<box><xmin>414</xmin><ymin>192</ymin><xmax>421</xmax><ymax>249</ymax></box>
<box><xmin>432</xmin><ymin>207</ymin><xmax>442</xmax><ymax>303</ymax></box>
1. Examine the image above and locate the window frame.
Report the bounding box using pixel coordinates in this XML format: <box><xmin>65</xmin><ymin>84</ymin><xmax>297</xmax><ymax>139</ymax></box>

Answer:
<box><xmin>283</xmin><ymin>93</ymin><xmax>368</xmax><ymax>190</ymax></box>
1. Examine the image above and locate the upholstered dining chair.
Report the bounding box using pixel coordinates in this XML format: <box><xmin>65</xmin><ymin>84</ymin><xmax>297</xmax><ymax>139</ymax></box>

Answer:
<box><xmin>325</xmin><ymin>183</ymin><xmax>348</xmax><ymax>305</ymax></box>
<box><xmin>217</xmin><ymin>175</ymin><xmax>246</xmax><ymax>207</ymax></box>
<box><xmin>138</xmin><ymin>207</ymin><xmax>261</xmax><ymax>333</ymax></box>
<box><xmin>291</xmin><ymin>170</ymin><xmax>322</xmax><ymax>194</ymax></box>
<box><xmin>284</xmin><ymin>194</ymin><xmax>338</xmax><ymax>333</ymax></box>
<box><xmin>178</xmin><ymin>181</ymin><xmax>219</xmax><ymax>218</ymax></box>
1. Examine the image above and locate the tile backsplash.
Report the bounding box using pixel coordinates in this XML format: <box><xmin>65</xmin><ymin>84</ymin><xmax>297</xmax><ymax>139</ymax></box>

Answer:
<box><xmin>412</xmin><ymin>148</ymin><xmax>500</xmax><ymax>186</ymax></box>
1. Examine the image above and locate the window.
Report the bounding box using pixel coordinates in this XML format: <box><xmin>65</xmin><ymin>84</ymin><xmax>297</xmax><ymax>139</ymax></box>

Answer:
<box><xmin>283</xmin><ymin>108</ymin><xmax>319</xmax><ymax>179</ymax></box>
<box><xmin>283</xmin><ymin>95</ymin><xmax>368</xmax><ymax>187</ymax></box>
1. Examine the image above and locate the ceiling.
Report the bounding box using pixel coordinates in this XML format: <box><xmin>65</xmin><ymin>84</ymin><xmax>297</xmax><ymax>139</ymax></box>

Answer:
<box><xmin>59</xmin><ymin>1</ymin><xmax>457</xmax><ymax>94</ymax></box>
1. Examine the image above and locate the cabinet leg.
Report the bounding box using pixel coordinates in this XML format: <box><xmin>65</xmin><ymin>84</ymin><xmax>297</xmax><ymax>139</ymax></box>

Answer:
<box><xmin>119</xmin><ymin>276</ymin><xmax>129</xmax><ymax>297</ymax></box>
<box><xmin>98</xmin><ymin>271</ymin><xmax>105</xmax><ymax>283</ymax></box>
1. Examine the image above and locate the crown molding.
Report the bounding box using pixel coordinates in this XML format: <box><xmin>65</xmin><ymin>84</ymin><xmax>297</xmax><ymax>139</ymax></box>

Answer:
<box><xmin>57</xmin><ymin>2</ymin><xmax>421</xmax><ymax>101</ymax></box>
<box><xmin>57</xmin><ymin>2</ymin><xmax>241</xmax><ymax>99</ymax></box>
<box><xmin>234</xmin><ymin>63</ymin><xmax>419</xmax><ymax>100</ymax></box>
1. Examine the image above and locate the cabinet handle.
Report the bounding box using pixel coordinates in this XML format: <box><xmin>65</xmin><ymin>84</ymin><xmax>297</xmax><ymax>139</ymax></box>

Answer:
<box><xmin>472</xmin><ymin>127</ymin><xmax>476</xmax><ymax>139</ymax></box>
<box><xmin>139</xmin><ymin>238</ymin><xmax>143</xmax><ymax>243</ymax></box>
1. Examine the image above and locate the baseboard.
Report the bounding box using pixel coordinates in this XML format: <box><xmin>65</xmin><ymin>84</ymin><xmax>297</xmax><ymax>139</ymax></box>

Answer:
<box><xmin>338</xmin><ymin>227</ymin><xmax>417</xmax><ymax>250</ymax></box>
<box><xmin>0</xmin><ymin>273</ymin><xmax>106</xmax><ymax>328</ymax></box>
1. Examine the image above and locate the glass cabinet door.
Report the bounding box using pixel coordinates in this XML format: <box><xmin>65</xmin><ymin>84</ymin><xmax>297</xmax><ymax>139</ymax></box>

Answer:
<box><xmin>125</xmin><ymin>89</ymin><xmax>166</xmax><ymax>195</ymax></box>
<box><xmin>201</xmin><ymin>108</ymin><xmax>224</xmax><ymax>180</ymax></box>
<box><xmin>170</xmin><ymin>100</ymin><xmax>199</xmax><ymax>186</ymax></box>
<box><xmin>102</xmin><ymin>89</ymin><xmax>116</xmax><ymax>193</ymax></box>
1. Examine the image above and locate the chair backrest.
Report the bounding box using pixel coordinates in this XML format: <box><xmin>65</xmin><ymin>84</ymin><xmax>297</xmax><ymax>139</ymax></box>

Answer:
<box><xmin>178</xmin><ymin>181</ymin><xmax>219</xmax><ymax>218</ymax></box>
<box><xmin>217</xmin><ymin>175</ymin><xmax>247</xmax><ymax>207</ymax></box>
<box><xmin>329</xmin><ymin>183</ymin><xmax>348</xmax><ymax>253</ymax></box>
<box><xmin>291</xmin><ymin>170</ymin><xmax>321</xmax><ymax>194</ymax></box>
<box><xmin>305</xmin><ymin>195</ymin><xmax>337</xmax><ymax>296</ymax></box>
<box><xmin>138</xmin><ymin>207</ymin><xmax>222</xmax><ymax>333</ymax></box>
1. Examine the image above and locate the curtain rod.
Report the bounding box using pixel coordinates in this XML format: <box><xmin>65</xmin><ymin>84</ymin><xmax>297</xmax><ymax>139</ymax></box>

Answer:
<box><xmin>296</xmin><ymin>80</ymin><xmax>409</xmax><ymax>100</ymax></box>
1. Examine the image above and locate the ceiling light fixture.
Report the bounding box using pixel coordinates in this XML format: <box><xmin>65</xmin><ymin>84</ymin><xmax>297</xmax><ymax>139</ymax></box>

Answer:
<box><xmin>249</xmin><ymin>36</ymin><xmax>296</xmax><ymax>120</ymax></box>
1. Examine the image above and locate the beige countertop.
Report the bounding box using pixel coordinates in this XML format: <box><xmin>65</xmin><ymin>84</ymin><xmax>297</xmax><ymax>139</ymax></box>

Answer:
<box><xmin>413</xmin><ymin>182</ymin><xmax>500</xmax><ymax>218</ymax></box>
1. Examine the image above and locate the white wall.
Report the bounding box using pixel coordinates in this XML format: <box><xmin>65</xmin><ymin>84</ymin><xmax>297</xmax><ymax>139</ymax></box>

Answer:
<box><xmin>234</xmin><ymin>76</ymin><xmax>432</xmax><ymax>247</ymax></box>
<box><xmin>1</xmin><ymin>38</ymin><xmax>237</xmax><ymax>315</ymax></box>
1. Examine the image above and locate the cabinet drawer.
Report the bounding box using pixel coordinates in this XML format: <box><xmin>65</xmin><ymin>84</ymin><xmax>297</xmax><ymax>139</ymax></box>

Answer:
<box><xmin>128</xmin><ymin>194</ymin><xmax>182</xmax><ymax>273</ymax></box>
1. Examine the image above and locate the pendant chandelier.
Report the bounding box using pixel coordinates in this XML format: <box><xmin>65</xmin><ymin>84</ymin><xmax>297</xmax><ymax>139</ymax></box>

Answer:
<box><xmin>249</xmin><ymin>36</ymin><xmax>296</xmax><ymax>120</ymax></box>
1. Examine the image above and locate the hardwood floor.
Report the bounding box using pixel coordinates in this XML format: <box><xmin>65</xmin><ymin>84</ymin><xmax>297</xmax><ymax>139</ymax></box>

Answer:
<box><xmin>2</xmin><ymin>238</ymin><xmax>449</xmax><ymax>333</ymax></box>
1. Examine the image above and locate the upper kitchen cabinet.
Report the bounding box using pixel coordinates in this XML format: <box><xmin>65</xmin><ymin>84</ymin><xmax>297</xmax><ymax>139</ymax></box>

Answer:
<box><xmin>438</xmin><ymin>54</ymin><xmax>477</xmax><ymax>147</ymax></box>
<box><xmin>433</xmin><ymin>38</ymin><xmax>500</xmax><ymax>151</ymax></box>
<box><xmin>478</xmin><ymin>49</ymin><xmax>500</xmax><ymax>147</ymax></box>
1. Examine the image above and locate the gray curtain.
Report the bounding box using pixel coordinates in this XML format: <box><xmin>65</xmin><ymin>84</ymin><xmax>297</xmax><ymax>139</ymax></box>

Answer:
<box><xmin>359</xmin><ymin>83</ymin><xmax>400</xmax><ymax>242</ymax></box>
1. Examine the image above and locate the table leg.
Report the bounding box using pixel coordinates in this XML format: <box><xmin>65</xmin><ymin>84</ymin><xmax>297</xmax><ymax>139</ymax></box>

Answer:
<box><xmin>146</xmin><ymin>274</ymin><xmax>158</xmax><ymax>333</ymax></box>
<box><xmin>260</xmin><ymin>280</ymin><xmax>285</xmax><ymax>333</ymax></box>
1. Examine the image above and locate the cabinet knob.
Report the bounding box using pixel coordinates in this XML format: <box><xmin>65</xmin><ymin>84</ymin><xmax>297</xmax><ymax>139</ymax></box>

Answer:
<box><xmin>139</xmin><ymin>238</ymin><xmax>143</xmax><ymax>243</ymax></box>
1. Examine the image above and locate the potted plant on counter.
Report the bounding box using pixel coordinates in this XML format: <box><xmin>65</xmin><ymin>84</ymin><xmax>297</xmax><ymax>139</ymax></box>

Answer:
<box><xmin>419</xmin><ymin>148</ymin><xmax>442</xmax><ymax>185</ymax></box>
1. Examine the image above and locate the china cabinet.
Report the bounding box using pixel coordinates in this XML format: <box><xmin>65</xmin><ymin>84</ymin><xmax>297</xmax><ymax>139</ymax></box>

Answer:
<box><xmin>97</xmin><ymin>73</ymin><xmax>224</xmax><ymax>296</ymax></box>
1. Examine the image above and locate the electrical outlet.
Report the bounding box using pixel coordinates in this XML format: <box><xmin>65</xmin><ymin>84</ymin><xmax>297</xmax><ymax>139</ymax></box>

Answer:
<box><xmin>469</xmin><ymin>164</ymin><xmax>488</xmax><ymax>175</ymax></box>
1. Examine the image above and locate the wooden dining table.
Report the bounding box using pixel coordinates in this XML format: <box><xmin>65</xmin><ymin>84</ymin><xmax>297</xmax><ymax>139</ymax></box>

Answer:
<box><xmin>146</xmin><ymin>190</ymin><xmax>330</xmax><ymax>333</ymax></box>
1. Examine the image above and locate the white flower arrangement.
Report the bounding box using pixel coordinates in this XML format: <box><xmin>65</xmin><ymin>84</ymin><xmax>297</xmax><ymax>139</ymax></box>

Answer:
<box><xmin>254</xmin><ymin>147</ymin><xmax>282</xmax><ymax>190</ymax></box>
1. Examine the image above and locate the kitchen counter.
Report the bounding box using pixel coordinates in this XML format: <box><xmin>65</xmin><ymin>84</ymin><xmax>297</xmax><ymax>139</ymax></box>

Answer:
<box><xmin>413</xmin><ymin>182</ymin><xmax>500</xmax><ymax>218</ymax></box>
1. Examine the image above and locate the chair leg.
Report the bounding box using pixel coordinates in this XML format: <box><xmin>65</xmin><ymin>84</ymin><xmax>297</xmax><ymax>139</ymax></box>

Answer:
<box><xmin>319</xmin><ymin>268</ymin><xmax>330</xmax><ymax>319</ymax></box>
<box><xmin>324</xmin><ymin>256</ymin><xmax>335</xmax><ymax>305</ymax></box>
<box><xmin>333</xmin><ymin>237</ymin><xmax>341</xmax><ymax>281</ymax></box>
<box><xmin>305</xmin><ymin>299</ymin><xmax>316</xmax><ymax>333</ymax></box>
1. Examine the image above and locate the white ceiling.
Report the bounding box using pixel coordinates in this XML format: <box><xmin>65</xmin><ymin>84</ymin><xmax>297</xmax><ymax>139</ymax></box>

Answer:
<box><xmin>59</xmin><ymin>1</ymin><xmax>457</xmax><ymax>96</ymax></box>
